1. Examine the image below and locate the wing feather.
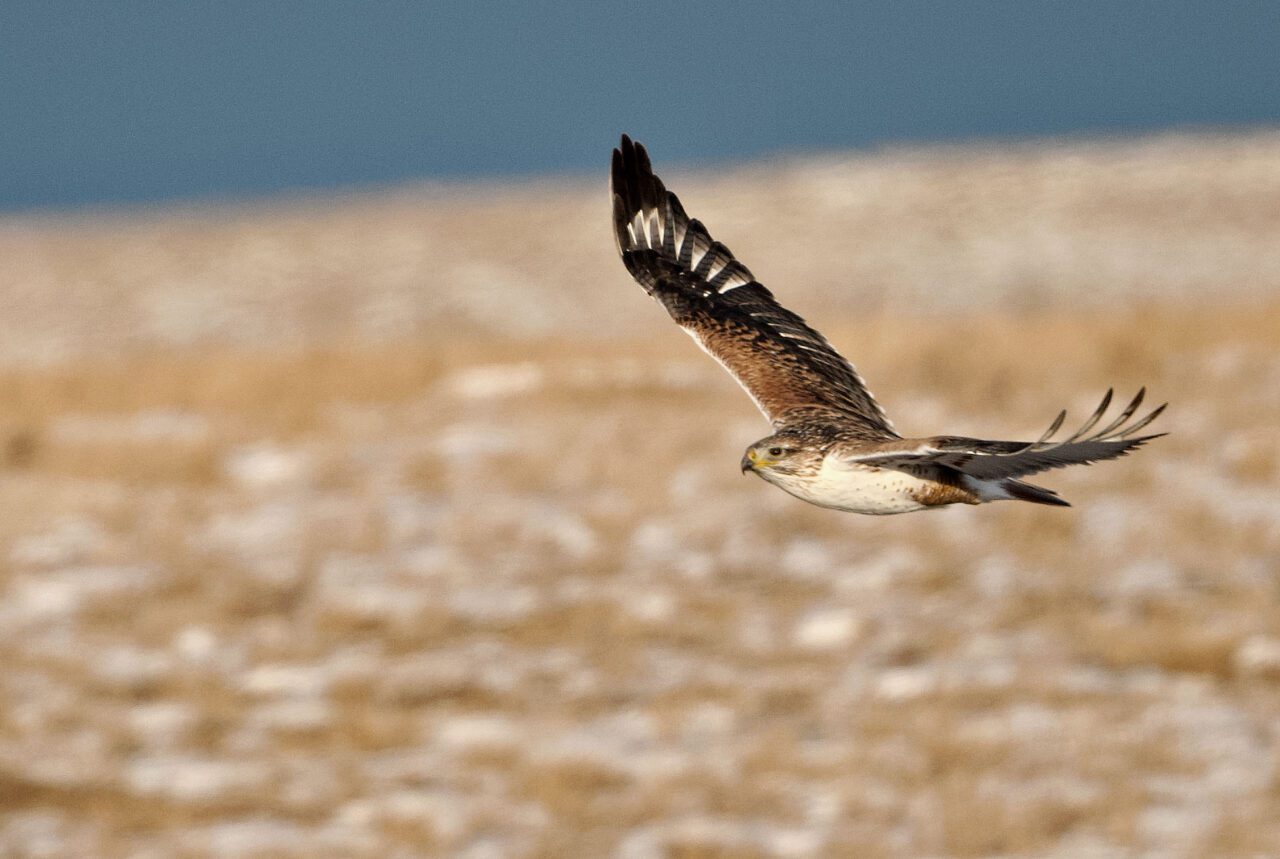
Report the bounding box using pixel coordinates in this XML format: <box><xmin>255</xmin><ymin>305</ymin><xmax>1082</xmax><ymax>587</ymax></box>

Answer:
<box><xmin>836</xmin><ymin>389</ymin><xmax>1166</xmax><ymax>480</ymax></box>
<box><xmin>610</xmin><ymin>135</ymin><xmax>896</xmax><ymax>436</ymax></box>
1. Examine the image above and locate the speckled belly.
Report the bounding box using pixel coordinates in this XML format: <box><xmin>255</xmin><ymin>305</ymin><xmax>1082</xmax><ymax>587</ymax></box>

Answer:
<box><xmin>764</xmin><ymin>459</ymin><xmax>938</xmax><ymax>515</ymax></box>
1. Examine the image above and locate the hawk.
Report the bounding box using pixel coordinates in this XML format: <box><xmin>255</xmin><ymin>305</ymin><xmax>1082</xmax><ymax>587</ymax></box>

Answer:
<box><xmin>610</xmin><ymin>135</ymin><xmax>1165</xmax><ymax>514</ymax></box>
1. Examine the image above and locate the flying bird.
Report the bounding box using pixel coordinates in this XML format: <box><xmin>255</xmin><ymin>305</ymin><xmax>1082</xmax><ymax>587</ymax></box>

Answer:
<box><xmin>610</xmin><ymin>135</ymin><xmax>1165</xmax><ymax>514</ymax></box>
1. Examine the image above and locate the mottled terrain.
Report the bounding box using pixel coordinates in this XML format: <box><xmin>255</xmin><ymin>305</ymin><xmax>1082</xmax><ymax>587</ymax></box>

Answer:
<box><xmin>0</xmin><ymin>132</ymin><xmax>1278</xmax><ymax>858</ymax></box>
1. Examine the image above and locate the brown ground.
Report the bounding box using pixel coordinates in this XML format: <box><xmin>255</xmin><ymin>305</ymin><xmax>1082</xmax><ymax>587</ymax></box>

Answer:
<box><xmin>0</xmin><ymin>132</ymin><xmax>1278</xmax><ymax>857</ymax></box>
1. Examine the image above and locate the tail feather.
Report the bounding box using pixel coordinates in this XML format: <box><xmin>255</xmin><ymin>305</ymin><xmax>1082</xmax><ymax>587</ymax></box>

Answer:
<box><xmin>1003</xmin><ymin>479</ymin><xmax>1071</xmax><ymax>507</ymax></box>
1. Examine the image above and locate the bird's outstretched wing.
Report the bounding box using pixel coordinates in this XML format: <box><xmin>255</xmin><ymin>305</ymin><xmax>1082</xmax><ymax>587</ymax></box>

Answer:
<box><xmin>611</xmin><ymin>134</ymin><xmax>897</xmax><ymax>437</ymax></box>
<box><xmin>836</xmin><ymin>388</ymin><xmax>1167</xmax><ymax>480</ymax></box>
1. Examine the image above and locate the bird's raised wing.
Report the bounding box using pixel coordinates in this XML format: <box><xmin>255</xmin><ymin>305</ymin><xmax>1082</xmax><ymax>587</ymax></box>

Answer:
<box><xmin>611</xmin><ymin>134</ymin><xmax>897</xmax><ymax>437</ymax></box>
<box><xmin>836</xmin><ymin>388</ymin><xmax>1166</xmax><ymax>480</ymax></box>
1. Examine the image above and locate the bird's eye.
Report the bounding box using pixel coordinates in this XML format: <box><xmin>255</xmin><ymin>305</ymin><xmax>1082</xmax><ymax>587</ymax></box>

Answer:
<box><xmin>768</xmin><ymin>447</ymin><xmax>785</xmax><ymax>457</ymax></box>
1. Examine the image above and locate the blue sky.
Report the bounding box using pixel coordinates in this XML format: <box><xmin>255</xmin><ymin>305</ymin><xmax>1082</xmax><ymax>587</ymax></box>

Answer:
<box><xmin>3</xmin><ymin>2</ymin><xmax>1279</xmax><ymax>211</ymax></box>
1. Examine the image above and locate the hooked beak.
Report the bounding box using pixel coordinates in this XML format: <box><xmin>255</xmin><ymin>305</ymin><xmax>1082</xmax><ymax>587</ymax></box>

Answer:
<box><xmin>741</xmin><ymin>450</ymin><xmax>756</xmax><ymax>473</ymax></box>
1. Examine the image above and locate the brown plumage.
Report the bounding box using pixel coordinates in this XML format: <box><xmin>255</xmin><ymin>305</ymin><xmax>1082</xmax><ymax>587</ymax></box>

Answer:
<box><xmin>611</xmin><ymin>135</ymin><xmax>1166</xmax><ymax>514</ymax></box>
<box><xmin>611</xmin><ymin>134</ymin><xmax>895</xmax><ymax>439</ymax></box>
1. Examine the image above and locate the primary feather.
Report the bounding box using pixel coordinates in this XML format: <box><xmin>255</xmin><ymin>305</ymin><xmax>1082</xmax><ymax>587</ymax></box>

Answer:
<box><xmin>834</xmin><ymin>389</ymin><xmax>1167</xmax><ymax>482</ymax></box>
<box><xmin>611</xmin><ymin>135</ymin><xmax>897</xmax><ymax>438</ymax></box>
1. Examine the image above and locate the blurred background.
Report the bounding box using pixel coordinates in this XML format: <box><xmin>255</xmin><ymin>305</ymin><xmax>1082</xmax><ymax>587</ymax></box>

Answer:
<box><xmin>1</xmin><ymin>3</ymin><xmax>1278</xmax><ymax>857</ymax></box>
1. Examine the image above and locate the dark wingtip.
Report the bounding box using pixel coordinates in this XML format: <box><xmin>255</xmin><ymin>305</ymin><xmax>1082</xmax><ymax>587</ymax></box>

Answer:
<box><xmin>613</xmin><ymin>135</ymin><xmax>633</xmax><ymax>179</ymax></box>
<box><xmin>613</xmin><ymin>134</ymin><xmax>654</xmax><ymax>188</ymax></box>
<box><xmin>1128</xmin><ymin>431</ymin><xmax>1169</xmax><ymax>446</ymax></box>
<box><xmin>1005</xmin><ymin>480</ymin><xmax>1072</xmax><ymax>507</ymax></box>
<box><xmin>1119</xmin><ymin>402</ymin><xmax>1168</xmax><ymax>439</ymax></box>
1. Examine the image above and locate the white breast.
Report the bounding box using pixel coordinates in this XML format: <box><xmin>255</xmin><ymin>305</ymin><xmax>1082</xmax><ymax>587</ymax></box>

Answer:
<box><xmin>761</xmin><ymin>454</ymin><xmax>931</xmax><ymax>515</ymax></box>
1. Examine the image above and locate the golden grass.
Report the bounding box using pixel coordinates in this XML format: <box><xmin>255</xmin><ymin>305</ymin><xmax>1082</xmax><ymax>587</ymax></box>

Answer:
<box><xmin>0</xmin><ymin>300</ymin><xmax>1273</xmax><ymax>856</ymax></box>
<box><xmin>2</xmin><ymin>134</ymin><xmax>1280</xmax><ymax>856</ymax></box>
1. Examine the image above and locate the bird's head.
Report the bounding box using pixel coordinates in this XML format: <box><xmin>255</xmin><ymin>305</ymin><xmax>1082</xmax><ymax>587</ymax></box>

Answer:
<box><xmin>741</xmin><ymin>432</ymin><xmax>823</xmax><ymax>478</ymax></box>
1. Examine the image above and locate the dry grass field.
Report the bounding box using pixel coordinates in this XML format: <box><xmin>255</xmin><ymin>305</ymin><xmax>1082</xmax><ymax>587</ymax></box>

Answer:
<box><xmin>0</xmin><ymin>132</ymin><xmax>1278</xmax><ymax>857</ymax></box>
